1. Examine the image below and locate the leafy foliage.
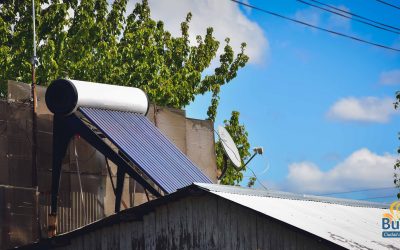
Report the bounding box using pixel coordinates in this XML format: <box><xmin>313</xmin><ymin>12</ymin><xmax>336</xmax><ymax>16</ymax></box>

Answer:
<box><xmin>1</xmin><ymin>0</ymin><xmax>252</xmax><ymax>185</ymax></box>
<box><xmin>0</xmin><ymin>0</ymin><xmax>248</xmax><ymax>121</ymax></box>
<box><xmin>247</xmin><ymin>176</ymin><xmax>256</xmax><ymax>188</ymax></box>
<box><xmin>216</xmin><ymin>111</ymin><xmax>252</xmax><ymax>186</ymax></box>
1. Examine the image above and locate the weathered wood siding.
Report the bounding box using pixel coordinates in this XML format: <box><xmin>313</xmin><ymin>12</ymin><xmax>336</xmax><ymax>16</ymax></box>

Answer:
<box><xmin>50</xmin><ymin>194</ymin><xmax>335</xmax><ymax>250</ymax></box>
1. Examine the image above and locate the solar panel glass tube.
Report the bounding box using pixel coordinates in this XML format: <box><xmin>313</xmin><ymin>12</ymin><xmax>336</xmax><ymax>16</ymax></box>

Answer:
<box><xmin>79</xmin><ymin>107</ymin><xmax>212</xmax><ymax>194</ymax></box>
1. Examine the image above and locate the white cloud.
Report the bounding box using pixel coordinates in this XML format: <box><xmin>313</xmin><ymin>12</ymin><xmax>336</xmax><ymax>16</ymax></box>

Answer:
<box><xmin>284</xmin><ymin>148</ymin><xmax>396</xmax><ymax>193</ymax></box>
<box><xmin>128</xmin><ymin>0</ymin><xmax>268</xmax><ymax>64</ymax></box>
<box><xmin>327</xmin><ymin>96</ymin><xmax>397</xmax><ymax>123</ymax></box>
<box><xmin>380</xmin><ymin>69</ymin><xmax>400</xmax><ymax>85</ymax></box>
<box><xmin>327</xmin><ymin>5</ymin><xmax>351</xmax><ymax>30</ymax></box>
<box><xmin>294</xmin><ymin>5</ymin><xmax>350</xmax><ymax>30</ymax></box>
<box><xmin>295</xmin><ymin>8</ymin><xmax>321</xmax><ymax>27</ymax></box>
<box><xmin>241</xmin><ymin>0</ymin><xmax>252</xmax><ymax>15</ymax></box>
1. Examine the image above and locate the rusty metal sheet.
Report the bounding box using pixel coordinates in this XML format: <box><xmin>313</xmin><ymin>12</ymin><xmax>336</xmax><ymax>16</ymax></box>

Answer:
<box><xmin>36</xmin><ymin>132</ymin><xmax>52</xmax><ymax>171</ymax></box>
<box><xmin>37</xmin><ymin>169</ymin><xmax>71</xmax><ymax>195</ymax></box>
<box><xmin>7</xmin><ymin>135</ymin><xmax>31</xmax><ymax>157</ymax></box>
<box><xmin>0</xmin><ymin>101</ymin><xmax>7</xmax><ymax>121</ymax></box>
<box><xmin>0</xmin><ymin>156</ymin><xmax>9</xmax><ymax>185</ymax></box>
<box><xmin>7</xmin><ymin>134</ymin><xmax>32</xmax><ymax>187</ymax></box>
<box><xmin>7</xmin><ymin>80</ymin><xmax>31</xmax><ymax>103</ymax></box>
<box><xmin>36</xmin><ymin>85</ymin><xmax>51</xmax><ymax>116</ymax></box>
<box><xmin>0</xmin><ymin>185</ymin><xmax>37</xmax><ymax>250</ymax></box>
<box><xmin>8</xmin><ymin>158</ymin><xmax>32</xmax><ymax>187</ymax></box>
<box><xmin>36</xmin><ymin>114</ymin><xmax>53</xmax><ymax>133</ymax></box>
<box><xmin>6</xmin><ymin>105</ymin><xmax>31</xmax><ymax>137</ymax></box>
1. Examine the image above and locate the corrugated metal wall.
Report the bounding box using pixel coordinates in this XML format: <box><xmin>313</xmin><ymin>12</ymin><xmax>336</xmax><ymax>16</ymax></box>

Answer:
<box><xmin>40</xmin><ymin>192</ymin><xmax>103</xmax><ymax>233</ymax></box>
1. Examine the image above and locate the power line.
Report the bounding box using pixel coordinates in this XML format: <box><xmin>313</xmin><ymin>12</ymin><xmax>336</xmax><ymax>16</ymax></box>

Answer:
<box><xmin>230</xmin><ymin>0</ymin><xmax>400</xmax><ymax>52</ymax></box>
<box><xmin>297</xmin><ymin>0</ymin><xmax>400</xmax><ymax>35</ymax></box>
<box><xmin>322</xmin><ymin>186</ymin><xmax>397</xmax><ymax>196</ymax></box>
<box><xmin>308</xmin><ymin>0</ymin><xmax>400</xmax><ymax>32</ymax></box>
<box><xmin>376</xmin><ymin>0</ymin><xmax>400</xmax><ymax>10</ymax></box>
<box><xmin>247</xmin><ymin>165</ymin><xmax>268</xmax><ymax>190</ymax></box>
<box><xmin>359</xmin><ymin>195</ymin><xmax>396</xmax><ymax>201</ymax></box>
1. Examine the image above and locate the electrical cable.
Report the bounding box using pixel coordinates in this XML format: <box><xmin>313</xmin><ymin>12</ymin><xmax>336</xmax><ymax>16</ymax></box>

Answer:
<box><xmin>229</xmin><ymin>0</ymin><xmax>400</xmax><ymax>52</ymax></box>
<box><xmin>322</xmin><ymin>186</ymin><xmax>397</xmax><ymax>196</ymax></box>
<box><xmin>376</xmin><ymin>0</ymin><xmax>400</xmax><ymax>10</ymax></box>
<box><xmin>308</xmin><ymin>0</ymin><xmax>400</xmax><ymax>31</ymax></box>
<box><xmin>73</xmin><ymin>137</ymin><xmax>87</xmax><ymax>224</ymax></box>
<box><xmin>297</xmin><ymin>0</ymin><xmax>400</xmax><ymax>35</ymax></box>
<box><xmin>359</xmin><ymin>195</ymin><xmax>396</xmax><ymax>201</ymax></box>
<box><xmin>246</xmin><ymin>165</ymin><xmax>268</xmax><ymax>190</ymax></box>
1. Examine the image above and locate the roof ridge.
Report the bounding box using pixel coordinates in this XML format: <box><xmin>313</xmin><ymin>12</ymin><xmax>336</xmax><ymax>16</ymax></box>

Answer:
<box><xmin>193</xmin><ymin>183</ymin><xmax>390</xmax><ymax>209</ymax></box>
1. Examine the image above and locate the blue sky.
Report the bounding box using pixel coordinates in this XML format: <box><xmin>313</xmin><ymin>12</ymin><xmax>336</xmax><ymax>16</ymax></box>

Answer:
<box><xmin>143</xmin><ymin>0</ymin><xmax>400</xmax><ymax>202</ymax></box>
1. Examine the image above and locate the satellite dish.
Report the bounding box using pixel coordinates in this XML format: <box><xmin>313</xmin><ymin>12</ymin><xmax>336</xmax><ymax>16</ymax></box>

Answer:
<box><xmin>218</xmin><ymin>126</ymin><xmax>242</xmax><ymax>170</ymax></box>
<box><xmin>217</xmin><ymin>126</ymin><xmax>264</xmax><ymax>181</ymax></box>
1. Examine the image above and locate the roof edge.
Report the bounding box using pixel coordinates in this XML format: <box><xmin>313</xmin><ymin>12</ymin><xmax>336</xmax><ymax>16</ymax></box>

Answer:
<box><xmin>194</xmin><ymin>183</ymin><xmax>390</xmax><ymax>209</ymax></box>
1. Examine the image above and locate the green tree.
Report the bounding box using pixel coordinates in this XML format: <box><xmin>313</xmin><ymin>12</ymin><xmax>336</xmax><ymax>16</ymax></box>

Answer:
<box><xmin>0</xmin><ymin>0</ymin><xmax>252</xmax><ymax>185</ymax></box>
<box><xmin>216</xmin><ymin>111</ymin><xmax>252</xmax><ymax>186</ymax></box>
<box><xmin>0</xmin><ymin>0</ymin><xmax>248</xmax><ymax>121</ymax></box>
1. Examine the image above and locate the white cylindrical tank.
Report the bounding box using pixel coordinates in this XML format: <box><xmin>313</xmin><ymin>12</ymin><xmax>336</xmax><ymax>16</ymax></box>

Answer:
<box><xmin>45</xmin><ymin>79</ymin><xmax>149</xmax><ymax>115</ymax></box>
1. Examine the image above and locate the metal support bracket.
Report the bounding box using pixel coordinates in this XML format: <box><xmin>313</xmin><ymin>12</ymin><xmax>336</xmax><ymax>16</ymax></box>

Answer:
<box><xmin>49</xmin><ymin>114</ymin><xmax>161</xmax><ymax>236</ymax></box>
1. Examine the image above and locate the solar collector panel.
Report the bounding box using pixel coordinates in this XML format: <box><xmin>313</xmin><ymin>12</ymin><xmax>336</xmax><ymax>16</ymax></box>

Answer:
<box><xmin>79</xmin><ymin>107</ymin><xmax>212</xmax><ymax>194</ymax></box>
<box><xmin>109</xmin><ymin>111</ymin><xmax>190</xmax><ymax>189</ymax></box>
<box><xmin>85</xmin><ymin>109</ymin><xmax>181</xmax><ymax>192</ymax></box>
<box><xmin>83</xmin><ymin>108</ymin><xmax>191</xmax><ymax>192</ymax></box>
<box><xmin>111</xmin><ymin>110</ymin><xmax>201</xmax><ymax>187</ymax></box>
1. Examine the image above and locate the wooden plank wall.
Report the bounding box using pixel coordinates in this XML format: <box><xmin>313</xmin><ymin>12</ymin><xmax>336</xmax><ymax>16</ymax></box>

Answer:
<box><xmin>52</xmin><ymin>194</ymin><xmax>333</xmax><ymax>250</ymax></box>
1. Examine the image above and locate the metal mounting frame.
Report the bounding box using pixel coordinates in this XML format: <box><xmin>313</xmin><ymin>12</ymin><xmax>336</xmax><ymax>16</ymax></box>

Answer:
<box><xmin>50</xmin><ymin>113</ymin><xmax>162</xmax><ymax>225</ymax></box>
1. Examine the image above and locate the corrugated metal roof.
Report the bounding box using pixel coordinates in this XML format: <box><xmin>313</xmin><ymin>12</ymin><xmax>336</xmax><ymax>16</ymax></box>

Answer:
<box><xmin>195</xmin><ymin>183</ymin><xmax>390</xmax><ymax>208</ymax></box>
<box><xmin>195</xmin><ymin>183</ymin><xmax>399</xmax><ymax>250</ymax></box>
<box><xmin>79</xmin><ymin>107</ymin><xmax>212</xmax><ymax>194</ymax></box>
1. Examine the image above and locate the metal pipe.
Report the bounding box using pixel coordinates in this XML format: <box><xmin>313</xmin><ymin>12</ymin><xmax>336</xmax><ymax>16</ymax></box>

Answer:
<box><xmin>31</xmin><ymin>0</ymin><xmax>40</xmax><ymax>240</ymax></box>
<box><xmin>31</xmin><ymin>0</ymin><xmax>37</xmax><ymax>187</ymax></box>
<box><xmin>240</xmin><ymin>151</ymin><xmax>258</xmax><ymax>170</ymax></box>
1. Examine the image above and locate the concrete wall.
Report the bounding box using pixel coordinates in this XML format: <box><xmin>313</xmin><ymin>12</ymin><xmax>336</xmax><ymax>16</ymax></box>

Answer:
<box><xmin>0</xmin><ymin>81</ymin><xmax>217</xmax><ymax>249</ymax></box>
<box><xmin>186</xmin><ymin>118</ymin><xmax>217</xmax><ymax>181</ymax></box>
